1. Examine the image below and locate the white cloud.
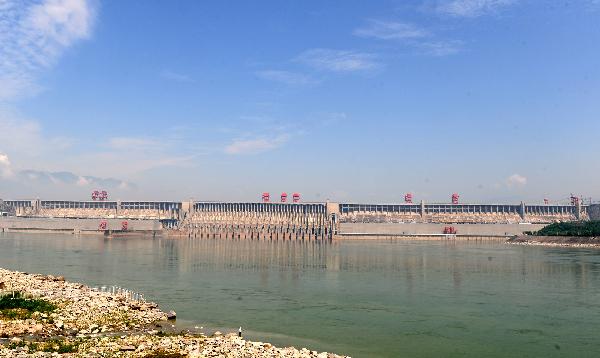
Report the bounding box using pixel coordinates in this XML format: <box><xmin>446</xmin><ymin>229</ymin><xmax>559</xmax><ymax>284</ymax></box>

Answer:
<box><xmin>1</xmin><ymin>108</ymin><xmax>195</xmax><ymax>182</ymax></box>
<box><xmin>436</xmin><ymin>0</ymin><xmax>516</xmax><ymax>17</ymax></box>
<box><xmin>354</xmin><ymin>20</ymin><xmax>429</xmax><ymax>40</ymax></box>
<box><xmin>160</xmin><ymin>70</ymin><xmax>194</xmax><ymax>83</ymax></box>
<box><xmin>353</xmin><ymin>19</ymin><xmax>460</xmax><ymax>57</ymax></box>
<box><xmin>108</xmin><ymin>137</ymin><xmax>159</xmax><ymax>150</ymax></box>
<box><xmin>225</xmin><ymin>134</ymin><xmax>289</xmax><ymax>155</ymax></box>
<box><xmin>0</xmin><ymin>152</ymin><xmax>13</xmax><ymax>178</ymax></box>
<box><xmin>0</xmin><ymin>0</ymin><xmax>96</xmax><ymax>100</ymax></box>
<box><xmin>80</xmin><ymin>135</ymin><xmax>200</xmax><ymax>177</ymax></box>
<box><xmin>418</xmin><ymin>40</ymin><xmax>462</xmax><ymax>56</ymax></box>
<box><xmin>15</xmin><ymin>169</ymin><xmax>136</xmax><ymax>190</ymax></box>
<box><xmin>255</xmin><ymin>70</ymin><xmax>317</xmax><ymax>86</ymax></box>
<box><xmin>0</xmin><ymin>110</ymin><xmax>43</xmax><ymax>156</ymax></box>
<box><xmin>296</xmin><ymin>49</ymin><xmax>379</xmax><ymax>72</ymax></box>
<box><xmin>507</xmin><ymin>173</ymin><xmax>527</xmax><ymax>187</ymax></box>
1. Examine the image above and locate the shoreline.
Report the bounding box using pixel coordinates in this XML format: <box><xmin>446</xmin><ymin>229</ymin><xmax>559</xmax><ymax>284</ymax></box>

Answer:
<box><xmin>0</xmin><ymin>268</ymin><xmax>349</xmax><ymax>357</ymax></box>
<box><xmin>507</xmin><ymin>235</ymin><xmax>600</xmax><ymax>248</ymax></box>
<box><xmin>335</xmin><ymin>234</ymin><xmax>508</xmax><ymax>240</ymax></box>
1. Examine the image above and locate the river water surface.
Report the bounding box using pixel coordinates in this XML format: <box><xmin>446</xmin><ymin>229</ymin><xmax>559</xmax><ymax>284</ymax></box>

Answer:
<box><xmin>1</xmin><ymin>233</ymin><xmax>599</xmax><ymax>357</ymax></box>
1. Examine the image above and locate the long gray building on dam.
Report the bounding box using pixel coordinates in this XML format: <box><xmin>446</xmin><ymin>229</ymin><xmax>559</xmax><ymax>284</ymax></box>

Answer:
<box><xmin>1</xmin><ymin>197</ymin><xmax>598</xmax><ymax>238</ymax></box>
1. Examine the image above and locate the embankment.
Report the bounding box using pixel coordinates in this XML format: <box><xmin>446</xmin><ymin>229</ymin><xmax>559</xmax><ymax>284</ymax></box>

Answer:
<box><xmin>338</xmin><ymin>223</ymin><xmax>547</xmax><ymax>238</ymax></box>
<box><xmin>0</xmin><ymin>217</ymin><xmax>161</xmax><ymax>234</ymax></box>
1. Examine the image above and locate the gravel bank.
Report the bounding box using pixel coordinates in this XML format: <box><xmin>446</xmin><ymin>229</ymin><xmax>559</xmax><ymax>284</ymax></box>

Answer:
<box><xmin>507</xmin><ymin>235</ymin><xmax>600</xmax><ymax>248</ymax></box>
<box><xmin>0</xmin><ymin>268</ymin><xmax>349</xmax><ymax>357</ymax></box>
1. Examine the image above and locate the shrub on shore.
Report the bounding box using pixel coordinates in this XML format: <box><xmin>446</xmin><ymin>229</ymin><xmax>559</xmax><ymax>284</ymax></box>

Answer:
<box><xmin>530</xmin><ymin>221</ymin><xmax>600</xmax><ymax>237</ymax></box>
<box><xmin>0</xmin><ymin>291</ymin><xmax>56</xmax><ymax>319</ymax></box>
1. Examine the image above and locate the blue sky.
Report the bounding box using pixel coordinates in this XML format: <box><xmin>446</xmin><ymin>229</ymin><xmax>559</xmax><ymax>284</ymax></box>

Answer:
<box><xmin>1</xmin><ymin>0</ymin><xmax>599</xmax><ymax>203</ymax></box>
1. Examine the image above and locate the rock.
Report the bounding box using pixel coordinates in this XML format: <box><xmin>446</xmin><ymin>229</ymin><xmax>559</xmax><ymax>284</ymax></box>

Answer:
<box><xmin>167</xmin><ymin>310</ymin><xmax>177</xmax><ymax>320</ymax></box>
<box><xmin>55</xmin><ymin>320</ymin><xmax>64</xmax><ymax>329</ymax></box>
<box><xmin>214</xmin><ymin>331</ymin><xmax>223</xmax><ymax>336</ymax></box>
<box><xmin>120</xmin><ymin>345</ymin><xmax>136</xmax><ymax>351</ymax></box>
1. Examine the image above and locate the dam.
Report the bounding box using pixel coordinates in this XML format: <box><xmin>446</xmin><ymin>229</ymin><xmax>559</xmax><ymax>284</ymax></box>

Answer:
<box><xmin>1</xmin><ymin>197</ymin><xmax>597</xmax><ymax>238</ymax></box>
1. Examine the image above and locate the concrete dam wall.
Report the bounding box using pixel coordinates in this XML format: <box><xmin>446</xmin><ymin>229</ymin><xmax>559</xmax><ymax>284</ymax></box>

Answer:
<box><xmin>338</xmin><ymin>202</ymin><xmax>588</xmax><ymax>224</ymax></box>
<box><xmin>0</xmin><ymin>198</ymin><xmax>591</xmax><ymax>238</ymax></box>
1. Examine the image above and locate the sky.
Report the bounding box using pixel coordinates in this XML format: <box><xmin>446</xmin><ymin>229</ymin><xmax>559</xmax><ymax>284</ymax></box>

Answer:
<box><xmin>1</xmin><ymin>0</ymin><xmax>599</xmax><ymax>204</ymax></box>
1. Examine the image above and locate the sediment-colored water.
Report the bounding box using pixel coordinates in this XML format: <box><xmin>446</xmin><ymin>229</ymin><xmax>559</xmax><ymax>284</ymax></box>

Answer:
<box><xmin>1</xmin><ymin>233</ymin><xmax>600</xmax><ymax>357</ymax></box>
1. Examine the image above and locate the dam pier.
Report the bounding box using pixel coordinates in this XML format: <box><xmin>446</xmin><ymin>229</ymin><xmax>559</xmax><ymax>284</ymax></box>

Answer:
<box><xmin>1</xmin><ymin>198</ymin><xmax>598</xmax><ymax>238</ymax></box>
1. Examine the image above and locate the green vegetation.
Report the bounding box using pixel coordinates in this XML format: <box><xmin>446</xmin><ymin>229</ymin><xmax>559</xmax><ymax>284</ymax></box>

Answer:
<box><xmin>7</xmin><ymin>339</ymin><xmax>79</xmax><ymax>353</ymax></box>
<box><xmin>529</xmin><ymin>221</ymin><xmax>600</xmax><ymax>237</ymax></box>
<box><xmin>0</xmin><ymin>291</ymin><xmax>56</xmax><ymax>320</ymax></box>
<box><xmin>41</xmin><ymin>339</ymin><xmax>79</xmax><ymax>353</ymax></box>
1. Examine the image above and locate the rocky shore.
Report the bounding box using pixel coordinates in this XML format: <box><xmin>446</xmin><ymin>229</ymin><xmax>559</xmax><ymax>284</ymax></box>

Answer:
<box><xmin>507</xmin><ymin>235</ymin><xmax>600</xmax><ymax>248</ymax></box>
<box><xmin>0</xmin><ymin>268</ymin><xmax>349</xmax><ymax>357</ymax></box>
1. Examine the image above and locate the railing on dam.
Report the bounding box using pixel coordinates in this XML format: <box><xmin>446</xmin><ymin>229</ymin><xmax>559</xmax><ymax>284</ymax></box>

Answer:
<box><xmin>192</xmin><ymin>202</ymin><xmax>326</xmax><ymax>213</ymax></box>
<box><xmin>41</xmin><ymin>200</ymin><xmax>118</xmax><ymax>209</ymax></box>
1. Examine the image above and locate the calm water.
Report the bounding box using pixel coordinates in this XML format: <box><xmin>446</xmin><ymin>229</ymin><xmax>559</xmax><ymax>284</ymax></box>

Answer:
<box><xmin>1</xmin><ymin>233</ymin><xmax>600</xmax><ymax>357</ymax></box>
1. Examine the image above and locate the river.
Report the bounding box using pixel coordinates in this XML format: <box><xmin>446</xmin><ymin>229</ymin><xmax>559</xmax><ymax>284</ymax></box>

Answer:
<box><xmin>1</xmin><ymin>233</ymin><xmax>599</xmax><ymax>357</ymax></box>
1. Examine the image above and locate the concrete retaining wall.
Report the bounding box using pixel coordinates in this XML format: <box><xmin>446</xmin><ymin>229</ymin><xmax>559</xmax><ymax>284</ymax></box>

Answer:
<box><xmin>339</xmin><ymin>222</ymin><xmax>548</xmax><ymax>237</ymax></box>
<box><xmin>0</xmin><ymin>217</ymin><xmax>161</xmax><ymax>233</ymax></box>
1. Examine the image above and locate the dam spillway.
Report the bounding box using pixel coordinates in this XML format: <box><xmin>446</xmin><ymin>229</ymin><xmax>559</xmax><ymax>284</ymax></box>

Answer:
<box><xmin>184</xmin><ymin>202</ymin><xmax>333</xmax><ymax>240</ymax></box>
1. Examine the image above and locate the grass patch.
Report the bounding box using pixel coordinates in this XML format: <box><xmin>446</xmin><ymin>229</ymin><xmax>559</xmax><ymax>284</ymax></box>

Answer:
<box><xmin>0</xmin><ymin>291</ymin><xmax>56</xmax><ymax>320</ymax></box>
<box><xmin>7</xmin><ymin>340</ymin><xmax>27</xmax><ymax>349</ymax></box>
<box><xmin>530</xmin><ymin>221</ymin><xmax>600</xmax><ymax>237</ymax></box>
<box><xmin>42</xmin><ymin>339</ymin><xmax>79</xmax><ymax>353</ymax></box>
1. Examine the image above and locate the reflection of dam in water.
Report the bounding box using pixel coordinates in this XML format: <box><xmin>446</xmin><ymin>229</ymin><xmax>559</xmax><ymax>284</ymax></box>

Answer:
<box><xmin>1</xmin><ymin>198</ymin><xmax>598</xmax><ymax>237</ymax></box>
